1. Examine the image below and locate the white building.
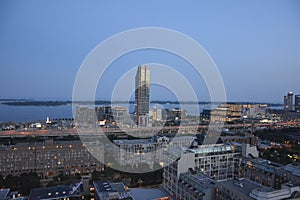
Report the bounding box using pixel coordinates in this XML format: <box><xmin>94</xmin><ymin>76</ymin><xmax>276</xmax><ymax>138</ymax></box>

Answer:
<box><xmin>162</xmin><ymin>143</ymin><xmax>259</xmax><ymax>200</ymax></box>
<box><xmin>113</xmin><ymin>136</ymin><xmax>195</xmax><ymax>169</ymax></box>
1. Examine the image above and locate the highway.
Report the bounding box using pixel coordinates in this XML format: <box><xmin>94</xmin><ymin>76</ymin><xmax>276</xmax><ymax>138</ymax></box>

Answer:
<box><xmin>0</xmin><ymin>121</ymin><xmax>299</xmax><ymax>137</ymax></box>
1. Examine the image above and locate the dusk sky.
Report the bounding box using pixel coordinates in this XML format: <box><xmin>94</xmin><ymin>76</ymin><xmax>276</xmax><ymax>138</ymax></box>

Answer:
<box><xmin>1</xmin><ymin>0</ymin><xmax>300</xmax><ymax>103</ymax></box>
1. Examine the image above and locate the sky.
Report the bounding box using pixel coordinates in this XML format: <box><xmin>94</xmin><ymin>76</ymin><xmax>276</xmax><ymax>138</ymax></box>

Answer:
<box><xmin>0</xmin><ymin>0</ymin><xmax>300</xmax><ymax>103</ymax></box>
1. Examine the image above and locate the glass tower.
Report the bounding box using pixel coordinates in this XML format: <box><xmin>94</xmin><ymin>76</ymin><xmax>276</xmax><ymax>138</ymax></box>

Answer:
<box><xmin>295</xmin><ymin>94</ymin><xmax>300</xmax><ymax>112</ymax></box>
<box><xmin>135</xmin><ymin>65</ymin><xmax>150</xmax><ymax>126</ymax></box>
<box><xmin>284</xmin><ymin>92</ymin><xmax>293</xmax><ymax>111</ymax></box>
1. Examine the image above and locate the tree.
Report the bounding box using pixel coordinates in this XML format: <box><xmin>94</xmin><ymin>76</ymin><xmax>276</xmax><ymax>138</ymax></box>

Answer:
<box><xmin>4</xmin><ymin>174</ymin><xmax>20</xmax><ymax>191</ymax></box>
<box><xmin>19</xmin><ymin>172</ymin><xmax>41</xmax><ymax>195</ymax></box>
<box><xmin>0</xmin><ymin>174</ymin><xmax>4</xmax><ymax>188</ymax></box>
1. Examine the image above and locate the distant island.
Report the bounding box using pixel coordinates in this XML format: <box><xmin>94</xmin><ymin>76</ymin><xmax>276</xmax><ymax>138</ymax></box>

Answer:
<box><xmin>2</xmin><ymin>101</ymin><xmax>72</xmax><ymax>106</ymax></box>
<box><xmin>1</xmin><ymin>100</ymin><xmax>283</xmax><ymax>107</ymax></box>
<box><xmin>0</xmin><ymin>98</ymin><xmax>33</xmax><ymax>102</ymax></box>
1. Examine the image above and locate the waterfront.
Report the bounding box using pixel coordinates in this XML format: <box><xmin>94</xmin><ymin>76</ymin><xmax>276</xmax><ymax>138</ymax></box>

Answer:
<box><xmin>0</xmin><ymin>103</ymin><xmax>73</xmax><ymax>122</ymax></box>
<box><xmin>0</xmin><ymin>102</ymin><xmax>283</xmax><ymax>123</ymax></box>
<box><xmin>0</xmin><ymin>102</ymin><xmax>212</xmax><ymax>123</ymax></box>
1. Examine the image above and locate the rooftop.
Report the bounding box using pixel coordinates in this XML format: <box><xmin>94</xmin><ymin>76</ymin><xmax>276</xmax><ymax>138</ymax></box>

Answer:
<box><xmin>29</xmin><ymin>185</ymin><xmax>71</xmax><ymax>200</ymax></box>
<box><xmin>285</xmin><ymin>163</ymin><xmax>300</xmax><ymax>177</ymax></box>
<box><xmin>113</xmin><ymin>139</ymin><xmax>153</xmax><ymax>145</ymax></box>
<box><xmin>217</xmin><ymin>178</ymin><xmax>268</xmax><ymax>197</ymax></box>
<box><xmin>180</xmin><ymin>170</ymin><xmax>215</xmax><ymax>194</ymax></box>
<box><xmin>0</xmin><ymin>189</ymin><xmax>10</xmax><ymax>198</ymax></box>
<box><xmin>130</xmin><ymin>188</ymin><xmax>170</xmax><ymax>200</ymax></box>
<box><xmin>188</xmin><ymin>144</ymin><xmax>236</xmax><ymax>154</ymax></box>
<box><xmin>93</xmin><ymin>181</ymin><xmax>132</xmax><ymax>200</ymax></box>
<box><xmin>248</xmin><ymin>158</ymin><xmax>282</xmax><ymax>168</ymax></box>
<box><xmin>93</xmin><ymin>180</ymin><xmax>117</xmax><ymax>193</ymax></box>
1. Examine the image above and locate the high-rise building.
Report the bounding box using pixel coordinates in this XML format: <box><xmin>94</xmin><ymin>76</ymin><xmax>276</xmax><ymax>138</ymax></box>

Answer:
<box><xmin>284</xmin><ymin>92</ymin><xmax>293</xmax><ymax>111</ymax></box>
<box><xmin>135</xmin><ymin>65</ymin><xmax>150</xmax><ymax>126</ymax></box>
<box><xmin>295</xmin><ymin>94</ymin><xmax>300</xmax><ymax>112</ymax></box>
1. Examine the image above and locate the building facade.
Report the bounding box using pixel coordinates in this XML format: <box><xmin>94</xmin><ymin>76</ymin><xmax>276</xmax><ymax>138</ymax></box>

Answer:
<box><xmin>135</xmin><ymin>65</ymin><xmax>150</xmax><ymax>126</ymax></box>
<box><xmin>162</xmin><ymin>142</ymin><xmax>300</xmax><ymax>200</ymax></box>
<box><xmin>201</xmin><ymin>103</ymin><xmax>242</xmax><ymax>123</ymax></box>
<box><xmin>284</xmin><ymin>92</ymin><xmax>294</xmax><ymax>111</ymax></box>
<box><xmin>113</xmin><ymin>136</ymin><xmax>195</xmax><ymax>169</ymax></box>
<box><xmin>162</xmin><ymin>143</ymin><xmax>246</xmax><ymax>200</ymax></box>
<box><xmin>0</xmin><ymin>140</ymin><xmax>104</xmax><ymax>178</ymax></box>
<box><xmin>93</xmin><ymin>180</ymin><xmax>132</xmax><ymax>200</ymax></box>
<box><xmin>216</xmin><ymin>178</ymin><xmax>300</xmax><ymax>200</ymax></box>
<box><xmin>295</xmin><ymin>94</ymin><xmax>300</xmax><ymax>112</ymax></box>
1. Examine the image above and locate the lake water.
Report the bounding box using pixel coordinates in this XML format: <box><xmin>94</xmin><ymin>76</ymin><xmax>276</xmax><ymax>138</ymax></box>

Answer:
<box><xmin>0</xmin><ymin>103</ymin><xmax>73</xmax><ymax>122</ymax></box>
<box><xmin>0</xmin><ymin>102</ymin><xmax>283</xmax><ymax>123</ymax></box>
<box><xmin>0</xmin><ymin>103</ymin><xmax>211</xmax><ymax>123</ymax></box>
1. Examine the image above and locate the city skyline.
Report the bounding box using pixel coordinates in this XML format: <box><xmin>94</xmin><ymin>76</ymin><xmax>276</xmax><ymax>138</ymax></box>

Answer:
<box><xmin>1</xmin><ymin>1</ymin><xmax>300</xmax><ymax>198</ymax></box>
<box><xmin>1</xmin><ymin>1</ymin><xmax>300</xmax><ymax>103</ymax></box>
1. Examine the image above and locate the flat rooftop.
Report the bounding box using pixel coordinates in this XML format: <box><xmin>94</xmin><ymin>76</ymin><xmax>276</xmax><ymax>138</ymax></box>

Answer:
<box><xmin>113</xmin><ymin>139</ymin><xmax>153</xmax><ymax>145</ymax></box>
<box><xmin>29</xmin><ymin>185</ymin><xmax>71</xmax><ymax>200</ymax></box>
<box><xmin>130</xmin><ymin>188</ymin><xmax>170</xmax><ymax>200</ymax></box>
<box><xmin>93</xmin><ymin>180</ymin><xmax>117</xmax><ymax>193</ymax></box>
<box><xmin>217</xmin><ymin>178</ymin><xmax>270</xmax><ymax>197</ymax></box>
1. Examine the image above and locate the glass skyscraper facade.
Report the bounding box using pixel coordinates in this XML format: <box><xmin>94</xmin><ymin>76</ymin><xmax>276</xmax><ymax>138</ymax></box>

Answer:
<box><xmin>284</xmin><ymin>92</ymin><xmax>293</xmax><ymax>111</ymax></box>
<box><xmin>295</xmin><ymin>94</ymin><xmax>300</xmax><ymax>112</ymax></box>
<box><xmin>135</xmin><ymin>65</ymin><xmax>150</xmax><ymax>126</ymax></box>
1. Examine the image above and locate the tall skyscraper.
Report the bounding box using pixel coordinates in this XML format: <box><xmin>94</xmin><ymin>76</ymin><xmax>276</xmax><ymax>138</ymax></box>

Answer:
<box><xmin>135</xmin><ymin>65</ymin><xmax>150</xmax><ymax>126</ymax></box>
<box><xmin>284</xmin><ymin>92</ymin><xmax>293</xmax><ymax>111</ymax></box>
<box><xmin>295</xmin><ymin>94</ymin><xmax>300</xmax><ymax>112</ymax></box>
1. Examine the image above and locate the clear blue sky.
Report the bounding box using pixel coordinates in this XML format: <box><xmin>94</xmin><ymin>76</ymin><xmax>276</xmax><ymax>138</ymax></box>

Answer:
<box><xmin>0</xmin><ymin>0</ymin><xmax>299</xmax><ymax>103</ymax></box>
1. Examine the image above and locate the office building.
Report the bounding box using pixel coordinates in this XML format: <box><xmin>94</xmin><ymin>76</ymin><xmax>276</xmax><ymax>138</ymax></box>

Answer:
<box><xmin>151</xmin><ymin>108</ymin><xmax>163</xmax><ymax>121</ymax></box>
<box><xmin>242</xmin><ymin>104</ymin><xmax>267</xmax><ymax>118</ymax></box>
<box><xmin>295</xmin><ymin>94</ymin><xmax>300</xmax><ymax>112</ymax></box>
<box><xmin>111</xmin><ymin>106</ymin><xmax>133</xmax><ymax>127</ymax></box>
<box><xmin>135</xmin><ymin>65</ymin><xmax>150</xmax><ymax>126</ymax></box>
<box><xmin>76</xmin><ymin>106</ymin><xmax>98</xmax><ymax>126</ymax></box>
<box><xmin>284</xmin><ymin>92</ymin><xmax>294</xmax><ymax>111</ymax></box>
<box><xmin>201</xmin><ymin>103</ymin><xmax>242</xmax><ymax>123</ymax></box>
<box><xmin>95</xmin><ymin>106</ymin><xmax>113</xmax><ymax>122</ymax></box>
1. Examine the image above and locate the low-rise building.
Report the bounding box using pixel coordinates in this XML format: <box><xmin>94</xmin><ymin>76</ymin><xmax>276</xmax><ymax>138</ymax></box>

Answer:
<box><xmin>216</xmin><ymin>178</ymin><xmax>262</xmax><ymax>200</ymax></box>
<box><xmin>220</xmin><ymin>135</ymin><xmax>258</xmax><ymax>146</ymax></box>
<box><xmin>216</xmin><ymin>178</ymin><xmax>300</xmax><ymax>200</ymax></box>
<box><xmin>29</xmin><ymin>178</ymin><xmax>89</xmax><ymax>200</ymax></box>
<box><xmin>93</xmin><ymin>180</ymin><xmax>132</xmax><ymax>200</ymax></box>
<box><xmin>240</xmin><ymin>158</ymin><xmax>284</xmax><ymax>189</ymax></box>
<box><xmin>177</xmin><ymin>170</ymin><xmax>216</xmax><ymax>200</ymax></box>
